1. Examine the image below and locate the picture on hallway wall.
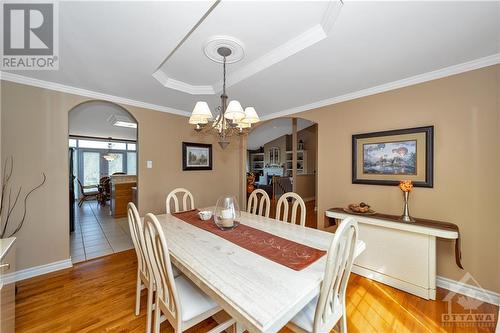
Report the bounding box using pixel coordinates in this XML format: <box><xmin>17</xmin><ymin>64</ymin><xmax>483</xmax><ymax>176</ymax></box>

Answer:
<box><xmin>352</xmin><ymin>126</ymin><xmax>433</xmax><ymax>187</ymax></box>
<box><xmin>182</xmin><ymin>142</ymin><xmax>213</xmax><ymax>171</ymax></box>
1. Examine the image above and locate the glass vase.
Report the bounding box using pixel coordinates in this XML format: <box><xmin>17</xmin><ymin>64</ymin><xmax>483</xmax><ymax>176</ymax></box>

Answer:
<box><xmin>214</xmin><ymin>195</ymin><xmax>241</xmax><ymax>230</ymax></box>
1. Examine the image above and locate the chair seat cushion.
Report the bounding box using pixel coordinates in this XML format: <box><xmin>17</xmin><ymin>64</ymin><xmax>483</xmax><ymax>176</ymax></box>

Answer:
<box><xmin>175</xmin><ymin>275</ymin><xmax>219</xmax><ymax>323</ymax></box>
<box><xmin>290</xmin><ymin>294</ymin><xmax>342</xmax><ymax>333</ymax></box>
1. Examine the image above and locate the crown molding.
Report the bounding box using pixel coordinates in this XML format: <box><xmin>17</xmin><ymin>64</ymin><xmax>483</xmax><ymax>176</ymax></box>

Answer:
<box><xmin>0</xmin><ymin>71</ymin><xmax>192</xmax><ymax>117</ymax></box>
<box><xmin>261</xmin><ymin>53</ymin><xmax>500</xmax><ymax>121</ymax></box>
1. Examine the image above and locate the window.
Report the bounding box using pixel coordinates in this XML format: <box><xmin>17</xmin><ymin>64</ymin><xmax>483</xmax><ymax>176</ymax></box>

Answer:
<box><xmin>78</xmin><ymin>140</ymin><xmax>109</xmax><ymax>149</ymax></box>
<box><xmin>69</xmin><ymin>139</ymin><xmax>77</xmax><ymax>147</ymax></box>
<box><xmin>108</xmin><ymin>154</ymin><xmax>124</xmax><ymax>175</ymax></box>
<box><xmin>82</xmin><ymin>152</ymin><xmax>100</xmax><ymax>185</ymax></box>
<box><xmin>127</xmin><ymin>143</ymin><xmax>136</xmax><ymax>151</ymax></box>
<box><xmin>127</xmin><ymin>152</ymin><xmax>137</xmax><ymax>175</ymax></box>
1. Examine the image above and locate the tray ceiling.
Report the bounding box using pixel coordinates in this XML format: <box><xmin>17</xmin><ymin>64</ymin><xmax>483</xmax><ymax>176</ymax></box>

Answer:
<box><xmin>2</xmin><ymin>1</ymin><xmax>499</xmax><ymax>120</ymax></box>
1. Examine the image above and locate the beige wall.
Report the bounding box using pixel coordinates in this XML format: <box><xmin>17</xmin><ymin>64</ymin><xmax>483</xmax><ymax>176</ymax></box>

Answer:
<box><xmin>297</xmin><ymin>124</ymin><xmax>317</xmax><ymax>173</ymax></box>
<box><xmin>1</xmin><ymin>81</ymin><xmax>243</xmax><ymax>271</ymax></box>
<box><xmin>297</xmin><ymin>65</ymin><xmax>500</xmax><ymax>292</ymax></box>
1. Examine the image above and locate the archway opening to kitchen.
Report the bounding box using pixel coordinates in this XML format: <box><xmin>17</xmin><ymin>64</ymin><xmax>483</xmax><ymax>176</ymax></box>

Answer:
<box><xmin>68</xmin><ymin>100</ymin><xmax>138</xmax><ymax>264</ymax></box>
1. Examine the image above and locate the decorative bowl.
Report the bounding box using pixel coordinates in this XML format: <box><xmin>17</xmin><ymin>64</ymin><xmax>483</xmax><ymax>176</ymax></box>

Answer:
<box><xmin>198</xmin><ymin>210</ymin><xmax>213</xmax><ymax>221</ymax></box>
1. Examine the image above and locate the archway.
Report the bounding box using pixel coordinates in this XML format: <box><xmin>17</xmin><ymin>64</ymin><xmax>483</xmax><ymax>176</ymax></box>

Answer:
<box><xmin>67</xmin><ymin>100</ymin><xmax>138</xmax><ymax>264</ymax></box>
<box><xmin>246</xmin><ymin>117</ymin><xmax>318</xmax><ymax>228</ymax></box>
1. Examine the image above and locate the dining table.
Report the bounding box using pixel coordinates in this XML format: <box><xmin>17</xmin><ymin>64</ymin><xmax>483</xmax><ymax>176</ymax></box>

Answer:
<box><xmin>155</xmin><ymin>208</ymin><xmax>366</xmax><ymax>333</ymax></box>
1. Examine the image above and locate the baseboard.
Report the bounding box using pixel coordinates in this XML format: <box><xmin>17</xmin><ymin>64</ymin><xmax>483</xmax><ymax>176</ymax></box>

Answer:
<box><xmin>3</xmin><ymin>258</ymin><xmax>73</xmax><ymax>284</ymax></box>
<box><xmin>302</xmin><ymin>197</ymin><xmax>315</xmax><ymax>202</ymax></box>
<box><xmin>437</xmin><ymin>275</ymin><xmax>500</xmax><ymax>306</ymax></box>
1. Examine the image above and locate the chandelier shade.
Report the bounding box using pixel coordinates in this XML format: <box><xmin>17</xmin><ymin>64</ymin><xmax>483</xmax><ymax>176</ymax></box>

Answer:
<box><xmin>191</xmin><ymin>101</ymin><xmax>213</xmax><ymax>120</ymax></box>
<box><xmin>189</xmin><ymin>115</ymin><xmax>209</xmax><ymax>124</ymax></box>
<box><xmin>242</xmin><ymin>107</ymin><xmax>259</xmax><ymax>124</ymax></box>
<box><xmin>224</xmin><ymin>100</ymin><xmax>245</xmax><ymax>120</ymax></box>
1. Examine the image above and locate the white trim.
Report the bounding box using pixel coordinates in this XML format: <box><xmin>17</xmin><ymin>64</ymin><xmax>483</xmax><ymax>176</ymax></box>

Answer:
<box><xmin>152</xmin><ymin>70</ymin><xmax>215</xmax><ymax>95</ymax></box>
<box><xmin>352</xmin><ymin>266</ymin><xmax>434</xmax><ymax>300</ymax></box>
<box><xmin>2</xmin><ymin>52</ymin><xmax>499</xmax><ymax>120</ymax></box>
<box><xmin>0</xmin><ymin>71</ymin><xmax>191</xmax><ymax>117</ymax></box>
<box><xmin>261</xmin><ymin>53</ymin><xmax>500</xmax><ymax>121</ymax></box>
<box><xmin>437</xmin><ymin>275</ymin><xmax>500</xmax><ymax>306</ymax></box>
<box><xmin>2</xmin><ymin>258</ymin><xmax>72</xmax><ymax>284</ymax></box>
<box><xmin>154</xmin><ymin>0</ymin><xmax>343</xmax><ymax>95</ymax></box>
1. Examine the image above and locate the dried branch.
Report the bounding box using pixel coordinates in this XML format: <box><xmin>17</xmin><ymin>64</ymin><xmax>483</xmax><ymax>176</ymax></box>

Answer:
<box><xmin>0</xmin><ymin>156</ymin><xmax>46</xmax><ymax>239</ymax></box>
<box><xmin>8</xmin><ymin>173</ymin><xmax>46</xmax><ymax>237</ymax></box>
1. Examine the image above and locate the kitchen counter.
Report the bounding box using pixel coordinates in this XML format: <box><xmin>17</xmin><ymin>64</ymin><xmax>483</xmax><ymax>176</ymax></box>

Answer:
<box><xmin>110</xmin><ymin>175</ymin><xmax>137</xmax><ymax>218</ymax></box>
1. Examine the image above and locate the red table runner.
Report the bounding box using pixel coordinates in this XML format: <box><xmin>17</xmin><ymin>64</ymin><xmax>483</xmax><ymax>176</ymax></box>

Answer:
<box><xmin>173</xmin><ymin>210</ymin><xmax>326</xmax><ymax>271</ymax></box>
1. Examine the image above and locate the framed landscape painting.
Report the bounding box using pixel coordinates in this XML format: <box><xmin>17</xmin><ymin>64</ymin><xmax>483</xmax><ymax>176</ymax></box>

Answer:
<box><xmin>352</xmin><ymin>126</ymin><xmax>434</xmax><ymax>187</ymax></box>
<box><xmin>182</xmin><ymin>142</ymin><xmax>212</xmax><ymax>171</ymax></box>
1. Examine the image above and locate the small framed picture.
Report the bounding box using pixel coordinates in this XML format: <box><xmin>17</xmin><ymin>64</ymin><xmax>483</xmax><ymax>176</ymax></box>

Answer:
<box><xmin>182</xmin><ymin>142</ymin><xmax>212</xmax><ymax>171</ymax></box>
<box><xmin>352</xmin><ymin>126</ymin><xmax>434</xmax><ymax>187</ymax></box>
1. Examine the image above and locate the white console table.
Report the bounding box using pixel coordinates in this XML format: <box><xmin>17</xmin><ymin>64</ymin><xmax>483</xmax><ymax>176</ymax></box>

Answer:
<box><xmin>326</xmin><ymin>209</ymin><xmax>460</xmax><ymax>300</ymax></box>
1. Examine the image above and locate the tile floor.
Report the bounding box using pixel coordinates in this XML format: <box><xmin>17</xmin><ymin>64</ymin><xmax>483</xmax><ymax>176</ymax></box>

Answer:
<box><xmin>70</xmin><ymin>201</ymin><xmax>134</xmax><ymax>263</ymax></box>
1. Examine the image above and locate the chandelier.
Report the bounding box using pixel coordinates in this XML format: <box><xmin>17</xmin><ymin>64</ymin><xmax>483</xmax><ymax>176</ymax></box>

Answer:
<box><xmin>103</xmin><ymin>141</ymin><xmax>117</xmax><ymax>161</ymax></box>
<box><xmin>188</xmin><ymin>46</ymin><xmax>260</xmax><ymax>149</ymax></box>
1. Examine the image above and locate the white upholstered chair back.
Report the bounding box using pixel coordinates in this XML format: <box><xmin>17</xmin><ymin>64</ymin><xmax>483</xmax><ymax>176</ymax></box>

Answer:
<box><xmin>314</xmin><ymin>217</ymin><xmax>358</xmax><ymax>333</ymax></box>
<box><xmin>276</xmin><ymin>192</ymin><xmax>306</xmax><ymax>227</ymax></box>
<box><xmin>143</xmin><ymin>213</ymin><xmax>182</xmax><ymax>332</ymax></box>
<box><xmin>247</xmin><ymin>189</ymin><xmax>271</xmax><ymax>218</ymax></box>
<box><xmin>166</xmin><ymin>188</ymin><xmax>195</xmax><ymax>214</ymax></box>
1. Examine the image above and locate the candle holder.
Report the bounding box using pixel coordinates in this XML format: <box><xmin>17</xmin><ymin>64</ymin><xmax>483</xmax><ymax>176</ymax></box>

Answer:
<box><xmin>214</xmin><ymin>195</ymin><xmax>241</xmax><ymax>230</ymax></box>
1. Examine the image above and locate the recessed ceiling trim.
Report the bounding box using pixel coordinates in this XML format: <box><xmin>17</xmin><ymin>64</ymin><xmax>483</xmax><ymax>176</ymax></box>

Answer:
<box><xmin>0</xmin><ymin>71</ymin><xmax>191</xmax><ymax>116</ymax></box>
<box><xmin>154</xmin><ymin>0</ymin><xmax>343</xmax><ymax>95</ymax></box>
<box><xmin>152</xmin><ymin>70</ymin><xmax>214</xmax><ymax>95</ymax></box>
<box><xmin>260</xmin><ymin>53</ymin><xmax>500</xmax><ymax>121</ymax></box>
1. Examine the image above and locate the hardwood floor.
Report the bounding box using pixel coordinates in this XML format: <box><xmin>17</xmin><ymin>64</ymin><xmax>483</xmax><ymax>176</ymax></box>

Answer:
<box><xmin>16</xmin><ymin>250</ymin><xmax>498</xmax><ymax>333</ymax></box>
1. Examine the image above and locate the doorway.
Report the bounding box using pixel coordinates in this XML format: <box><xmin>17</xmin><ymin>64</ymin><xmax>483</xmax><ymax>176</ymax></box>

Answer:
<box><xmin>68</xmin><ymin>101</ymin><xmax>138</xmax><ymax>264</ymax></box>
<box><xmin>246</xmin><ymin>117</ymin><xmax>318</xmax><ymax>227</ymax></box>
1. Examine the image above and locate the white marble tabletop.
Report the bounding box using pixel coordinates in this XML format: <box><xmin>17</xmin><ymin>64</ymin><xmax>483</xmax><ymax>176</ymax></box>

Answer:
<box><xmin>156</xmin><ymin>210</ymin><xmax>365</xmax><ymax>333</ymax></box>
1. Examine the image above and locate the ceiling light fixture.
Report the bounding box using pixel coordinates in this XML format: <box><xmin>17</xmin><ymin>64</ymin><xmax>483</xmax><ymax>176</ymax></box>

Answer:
<box><xmin>113</xmin><ymin>120</ymin><xmax>137</xmax><ymax>128</ymax></box>
<box><xmin>103</xmin><ymin>141</ymin><xmax>117</xmax><ymax>161</ymax></box>
<box><xmin>188</xmin><ymin>46</ymin><xmax>259</xmax><ymax>149</ymax></box>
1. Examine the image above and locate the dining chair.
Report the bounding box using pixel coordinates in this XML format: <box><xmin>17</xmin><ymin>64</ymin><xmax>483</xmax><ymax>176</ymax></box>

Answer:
<box><xmin>275</xmin><ymin>192</ymin><xmax>306</xmax><ymax>227</ymax></box>
<box><xmin>287</xmin><ymin>217</ymin><xmax>359</xmax><ymax>333</ymax></box>
<box><xmin>76</xmin><ymin>178</ymin><xmax>99</xmax><ymax>207</ymax></box>
<box><xmin>247</xmin><ymin>189</ymin><xmax>271</xmax><ymax>218</ymax></box>
<box><xmin>166</xmin><ymin>188</ymin><xmax>195</xmax><ymax>214</ymax></box>
<box><xmin>127</xmin><ymin>202</ymin><xmax>155</xmax><ymax>333</ymax></box>
<box><xmin>142</xmin><ymin>213</ymin><xmax>236</xmax><ymax>333</ymax></box>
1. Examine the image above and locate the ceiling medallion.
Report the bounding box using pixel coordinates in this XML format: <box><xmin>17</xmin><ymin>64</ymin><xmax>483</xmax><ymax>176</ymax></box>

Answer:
<box><xmin>190</xmin><ymin>40</ymin><xmax>259</xmax><ymax>149</ymax></box>
<box><xmin>203</xmin><ymin>36</ymin><xmax>245</xmax><ymax>64</ymax></box>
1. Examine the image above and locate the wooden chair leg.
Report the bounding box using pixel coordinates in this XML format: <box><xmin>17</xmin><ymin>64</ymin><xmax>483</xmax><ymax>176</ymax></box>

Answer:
<box><xmin>153</xmin><ymin>297</ymin><xmax>161</xmax><ymax>333</ymax></box>
<box><xmin>134</xmin><ymin>271</ymin><xmax>141</xmax><ymax>316</ymax></box>
<box><xmin>146</xmin><ymin>285</ymin><xmax>153</xmax><ymax>333</ymax></box>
